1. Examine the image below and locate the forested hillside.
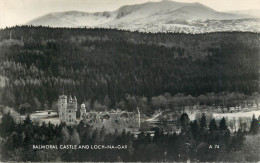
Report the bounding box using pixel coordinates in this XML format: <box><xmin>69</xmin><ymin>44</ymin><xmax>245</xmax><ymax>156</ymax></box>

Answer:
<box><xmin>0</xmin><ymin>26</ymin><xmax>259</xmax><ymax>111</ymax></box>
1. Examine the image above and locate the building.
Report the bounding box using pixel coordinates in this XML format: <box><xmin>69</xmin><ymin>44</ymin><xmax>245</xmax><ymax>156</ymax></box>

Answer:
<box><xmin>58</xmin><ymin>95</ymin><xmax>141</xmax><ymax>132</ymax></box>
<box><xmin>58</xmin><ymin>95</ymin><xmax>77</xmax><ymax>125</ymax></box>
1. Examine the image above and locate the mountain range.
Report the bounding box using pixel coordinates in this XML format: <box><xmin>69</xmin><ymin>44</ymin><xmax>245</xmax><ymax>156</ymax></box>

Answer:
<box><xmin>27</xmin><ymin>0</ymin><xmax>260</xmax><ymax>33</ymax></box>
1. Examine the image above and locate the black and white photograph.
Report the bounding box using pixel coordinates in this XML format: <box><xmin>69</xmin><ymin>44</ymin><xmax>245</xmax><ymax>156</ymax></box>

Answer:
<box><xmin>0</xmin><ymin>0</ymin><xmax>260</xmax><ymax>162</ymax></box>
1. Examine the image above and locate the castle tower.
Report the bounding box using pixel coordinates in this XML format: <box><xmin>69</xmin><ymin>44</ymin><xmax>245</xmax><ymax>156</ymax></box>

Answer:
<box><xmin>69</xmin><ymin>95</ymin><xmax>73</xmax><ymax>103</ymax></box>
<box><xmin>80</xmin><ymin>103</ymin><xmax>86</xmax><ymax>121</ymax></box>
<box><xmin>73</xmin><ymin>96</ymin><xmax>77</xmax><ymax>107</ymax></box>
<box><xmin>136</xmin><ymin>107</ymin><xmax>141</xmax><ymax>128</ymax></box>
<box><xmin>66</xmin><ymin>95</ymin><xmax>77</xmax><ymax>125</ymax></box>
<box><xmin>58</xmin><ymin>95</ymin><xmax>67</xmax><ymax>122</ymax></box>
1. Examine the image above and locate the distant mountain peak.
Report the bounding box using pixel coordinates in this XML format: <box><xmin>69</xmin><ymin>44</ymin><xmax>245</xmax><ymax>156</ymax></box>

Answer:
<box><xmin>26</xmin><ymin>0</ymin><xmax>259</xmax><ymax>33</ymax></box>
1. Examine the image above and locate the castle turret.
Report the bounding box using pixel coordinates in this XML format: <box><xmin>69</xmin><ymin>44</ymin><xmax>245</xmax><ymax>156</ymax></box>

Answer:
<box><xmin>66</xmin><ymin>95</ymin><xmax>77</xmax><ymax>125</ymax></box>
<box><xmin>73</xmin><ymin>96</ymin><xmax>77</xmax><ymax>102</ymax></box>
<box><xmin>136</xmin><ymin>107</ymin><xmax>141</xmax><ymax>128</ymax></box>
<box><xmin>73</xmin><ymin>96</ymin><xmax>77</xmax><ymax>111</ymax></box>
<box><xmin>80</xmin><ymin>103</ymin><xmax>86</xmax><ymax>121</ymax></box>
<box><xmin>69</xmin><ymin>95</ymin><xmax>73</xmax><ymax>103</ymax></box>
<box><xmin>58</xmin><ymin>95</ymin><xmax>67</xmax><ymax>122</ymax></box>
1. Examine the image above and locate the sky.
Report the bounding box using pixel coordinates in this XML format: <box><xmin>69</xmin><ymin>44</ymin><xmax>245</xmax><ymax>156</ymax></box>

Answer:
<box><xmin>0</xmin><ymin>0</ymin><xmax>260</xmax><ymax>28</ymax></box>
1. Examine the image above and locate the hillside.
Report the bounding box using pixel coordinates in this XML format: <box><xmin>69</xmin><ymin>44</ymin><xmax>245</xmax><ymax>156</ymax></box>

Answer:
<box><xmin>26</xmin><ymin>0</ymin><xmax>260</xmax><ymax>33</ymax></box>
<box><xmin>229</xmin><ymin>9</ymin><xmax>260</xmax><ymax>18</ymax></box>
<box><xmin>0</xmin><ymin>26</ymin><xmax>259</xmax><ymax>111</ymax></box>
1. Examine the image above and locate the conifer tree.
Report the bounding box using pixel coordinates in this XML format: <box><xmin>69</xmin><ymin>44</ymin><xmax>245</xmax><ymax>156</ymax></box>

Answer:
<box><xmin>200</xmin><ymin>113</ymin><xmax>207</xmax><ymax>130</ymax></box>
<box><xmin>249</xmin><ymin>114</ymin><xmax>259</xmax><ymax>135</ymax></box>
<box><xmin>180</xmin><ymin>113</ymin><xmax>190</xmax><ymax>134</ymax></box>
<box><xmin>219</xmin><ymin>117</ymin><xmax>228</xmax><ymax>130</ymax></box>
<box><xmin>61</xmin><ymin>126</ymin><xmax>70</xmax><ymax>143</ymax></box>
<box><xmin>71</xmin><ymin>129</ymin><xmax>80</xmax><ymax>145</ymax></box>
<box><xmin>190</xmin><ymin>120</ymin><xmax>200</xmax><ymax>140</ymax></box>
<box><xmin>0</xmin><ymin>112</ymin><xmax>15</xmax><ymax>137</ymax></box>
<box><xmin>209</xmin><ymin>119</ymin><xmax>218</xmax><ymax>132</ymax></box>
<box><xmin>24</xmin><ymin>115</ymin><xmax>32</xmax><ymax>126</ymax></box>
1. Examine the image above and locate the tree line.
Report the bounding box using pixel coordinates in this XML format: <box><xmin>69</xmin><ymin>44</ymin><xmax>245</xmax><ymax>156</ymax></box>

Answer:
<box><xmin>2</xmin><ymin>91</ymin><xmax>259</xmax><ymax>117</ymax></box>
<box><xmin>0</xmin><ymin>111</ymin><xmax>259</xmax><ymax>162</ymax></box>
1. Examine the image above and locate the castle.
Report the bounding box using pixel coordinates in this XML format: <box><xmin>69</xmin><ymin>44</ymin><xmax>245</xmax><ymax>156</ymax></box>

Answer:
<box><xmin>58</xmin><ymin>95</ymin><xmax>140</xmax><ymax>131</ymax></box>
<box><xmin>58</xmin><ymin>95</ymin><xmax>77</xmax><ymax>125</ymax></box>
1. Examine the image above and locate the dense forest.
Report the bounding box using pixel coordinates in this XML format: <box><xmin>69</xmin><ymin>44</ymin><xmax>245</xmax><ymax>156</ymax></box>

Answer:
<box><xmin>0</xmin><ymin>112</ymin><xmax>260</xmax><ymax>162</ymax></box>
<box><xmin>0</xmin><ymin>26</ymin><xmax>260</xmax><ymax>162</ymax></box>
<box><xmin>0</xmin><ymin>26</ymin><xmax>259</xmax><ymax>113</ymax></box>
